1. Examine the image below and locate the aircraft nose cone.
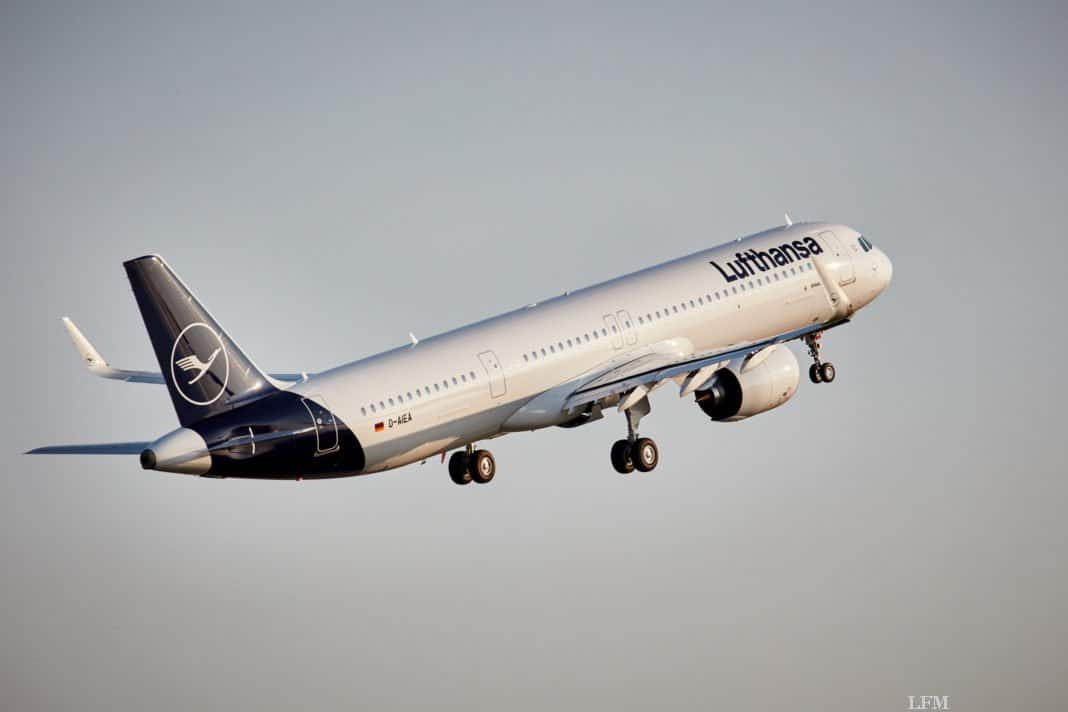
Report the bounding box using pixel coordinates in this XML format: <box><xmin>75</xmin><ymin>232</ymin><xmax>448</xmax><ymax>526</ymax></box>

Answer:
<box><xmin>877</xmin><ymin>249</ymin><xmax>893</xmax><ymax>288</ymax></box>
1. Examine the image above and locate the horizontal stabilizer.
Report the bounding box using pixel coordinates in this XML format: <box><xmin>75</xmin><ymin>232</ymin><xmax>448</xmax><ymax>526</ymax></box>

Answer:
<box><xmin>26</xmin><ymin>442</ymin><xmax>150</xmax><ymax>455</ymax></box>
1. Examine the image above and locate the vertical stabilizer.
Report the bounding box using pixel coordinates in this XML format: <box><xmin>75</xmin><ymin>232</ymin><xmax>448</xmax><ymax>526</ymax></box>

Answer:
<box><xmin>123</xmin><ymin>255</ymin><xmax>276</xmax><ymax>426</ymax></box>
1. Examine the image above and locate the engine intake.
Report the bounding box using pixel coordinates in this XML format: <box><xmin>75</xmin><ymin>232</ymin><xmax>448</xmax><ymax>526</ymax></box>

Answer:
<box><xmin>695</xmin><ymin>345</ymin><xmax>800</xmax><ymax>421</ymax></box>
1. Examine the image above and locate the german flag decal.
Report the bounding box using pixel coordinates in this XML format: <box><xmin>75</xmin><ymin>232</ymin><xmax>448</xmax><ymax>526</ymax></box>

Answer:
<box><xmin>374</xmin><ymin>422</ymin><xmax>384</xmax><ymax>432</ymax></box>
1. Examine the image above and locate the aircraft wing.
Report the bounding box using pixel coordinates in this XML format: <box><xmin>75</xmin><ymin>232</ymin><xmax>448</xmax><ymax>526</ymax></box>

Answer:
<box><xmin>62</xmin><ymin>317</ymin><xmax>306</xmax><ymax>384</ymax></box>
<box><xmin>563</xmin><ymin>322</ymin><xmax>836</xmax><ymax>411</ymax></box>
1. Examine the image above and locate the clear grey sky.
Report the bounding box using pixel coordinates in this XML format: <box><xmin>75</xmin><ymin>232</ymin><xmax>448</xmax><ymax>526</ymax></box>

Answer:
<box><xmin>3</xmin><ymin>2</ymin><xmax>1066</xmax><ymax>710</ymax></box>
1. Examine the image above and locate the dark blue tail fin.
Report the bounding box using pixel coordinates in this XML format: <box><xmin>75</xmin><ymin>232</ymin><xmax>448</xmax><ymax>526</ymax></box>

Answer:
<box><xmin>124</xmin><ymin>255</ymin><xmax>277</xmax><ymax>427</ymax></box>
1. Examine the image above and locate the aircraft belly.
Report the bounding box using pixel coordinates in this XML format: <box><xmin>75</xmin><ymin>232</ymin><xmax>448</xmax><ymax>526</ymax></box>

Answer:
<box><xmin>360</xmin><ymin>399</ymin><xmax>523</xmax><ymax>473</ymax></box>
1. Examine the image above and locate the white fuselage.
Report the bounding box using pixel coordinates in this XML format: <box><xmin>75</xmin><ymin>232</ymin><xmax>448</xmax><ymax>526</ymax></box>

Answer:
<box><xmin>291</xmin><ymin>222</ymin><xmax>891</xmax><ymax>473</ymax></box>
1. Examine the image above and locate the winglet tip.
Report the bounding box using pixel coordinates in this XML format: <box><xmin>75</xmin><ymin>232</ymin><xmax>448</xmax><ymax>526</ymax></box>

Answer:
<box><xmin>61</xmin><ymin>316</ymin><xmax>106</xmax><ymax>367</ymax></box>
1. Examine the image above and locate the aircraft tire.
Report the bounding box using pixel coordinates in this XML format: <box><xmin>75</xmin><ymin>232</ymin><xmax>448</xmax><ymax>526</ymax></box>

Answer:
<box><xmin>470</xmin><ymin>449</ymin><xmax>495</xmax><ymax>484</ymax></box>
<box><xmin>809</xmin><ymin>363</ymin><xmax>822</xmax><ymax>384</ymax></box>
<box><xmin>449</xmin><ymin>452</ymin><xmax>472</xmax><ymax>485</ymax></box>
<box><xmin>611</xmin><ymin>440</ymin><xmax>635</xmax><ymax>474</ymax></box>
<box><xmin>633</xmin><ymin>437</ymin><xmax>659</xmax><ymax>472</ymax></box>
<box><xmin>819</xmin><ymin>362</ymin><xmax>836</xmax><ymax>383</ymax></box>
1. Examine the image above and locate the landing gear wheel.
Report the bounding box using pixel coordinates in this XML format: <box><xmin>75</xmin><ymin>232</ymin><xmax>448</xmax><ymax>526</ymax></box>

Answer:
<box><xmin>610</xmin><ymin>440</ymin><xmax>635</xmax><ymax>474</ymax></box>
<box><xmin>633</xmin><ymin>437</ymin><xmax>659</xmax><ymax>472</ymax></box>
<box><xmin>809</xmin><ymin>363</ymin><xmax>823</xmax><ymax>384</ymax></box>
<box><xmin>470</xmin><ymin>449</ymin><xmax>495</xmax><ymax>484</ymax></box>
<box><xmin>448</xmin><ymin>452</ymin><xmax>472</xmax><ymax>485</ymax></box>
<box><xmin>819</xmin><ymin>361</ymin><xmax>836</xmax><ymax>383</ymax></box>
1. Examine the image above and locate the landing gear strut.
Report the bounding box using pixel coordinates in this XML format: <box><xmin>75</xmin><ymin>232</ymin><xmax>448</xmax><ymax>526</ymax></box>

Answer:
<box><xmin>804</xmin><ymin>332</ymin><xmax>836</xmax><ymax>384</ymax></box>
<box><xmin>448</xmin><ymin>444</ymin><xmax>496</xmax><ymax>485</ymax></box>
<box><xmin>610</xmin><ymin>394</ymin><xmax>659</xmax><ymax>474</ymax></box>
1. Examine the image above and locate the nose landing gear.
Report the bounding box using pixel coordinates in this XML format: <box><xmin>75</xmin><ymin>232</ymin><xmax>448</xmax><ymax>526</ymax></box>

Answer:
<box><xmin>804</xmin><ymin>332</ymin><xmax>836</xmax><ymax>384</ymax></box>
<box><xmin>610</xmin><ymin>394</ymin><xmax>660</xmax><ymax>474</ymax></box>
<box><xmin>448</xmin><ymin>444</ymin><xmax>496</xmax><ymax>485</ymax></box>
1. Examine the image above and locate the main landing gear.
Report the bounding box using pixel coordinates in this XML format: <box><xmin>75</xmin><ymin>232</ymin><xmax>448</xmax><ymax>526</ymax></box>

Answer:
<box><xmin>804</xmin><ymin>331</ymin><xmax>837</xmax><ymax>384</ymax></box>
<box><xmin>448</xmin><ymin>444</ymin><xmax>495</xmax><ymax>485</ymax></box>
<box><xmin>610</xmin><ymin>394</ymin><xmax>660</xmax><ymax>474</ymax></box>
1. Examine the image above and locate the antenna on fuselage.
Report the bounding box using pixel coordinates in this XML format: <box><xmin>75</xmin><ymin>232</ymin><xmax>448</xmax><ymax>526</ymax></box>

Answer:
<box><xmin>784</xmin><ymin>213</ymin><xmax>794</xmax><ymax>226</ymax></box>
<box><xmin>408</xmin><ymin>332</ymin><xmax>419</xmax><ymax>347</ymax></box>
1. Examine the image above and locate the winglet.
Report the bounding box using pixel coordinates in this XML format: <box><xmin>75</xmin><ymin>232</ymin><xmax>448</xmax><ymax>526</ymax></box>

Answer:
<box><xmin>62</xmin><ymin>317</ymin><xmax>107</xmax><ymax>370</ymax></box>
<box><xmin>60</xmin><ymin>317</ymin><xmax>165</xmax><ymax>384</ymax></box>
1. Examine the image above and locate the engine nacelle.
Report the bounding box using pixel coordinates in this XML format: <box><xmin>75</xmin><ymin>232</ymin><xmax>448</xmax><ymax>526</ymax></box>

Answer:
<box><xmin>695</xmin><ymin>345</ymin><xmax>800</xmax><ymax>421</ymax></box>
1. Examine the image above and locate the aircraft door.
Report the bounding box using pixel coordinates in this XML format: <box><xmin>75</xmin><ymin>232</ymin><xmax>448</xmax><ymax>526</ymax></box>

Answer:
<box><xmin>603</xmin><ymin>314</ymin><xmax>623</xmax><ymax>349</ymax></box>
<box><xmin>616</xmin><ymin>310</ymin><xmax>638</xmax><ymax>345</ymax></box>
<box><xmin>478</xmin><ymin>350</ymin><xmax>507</xmax><ymax>398</ymax></box>
<box><xmin>302</xmin><ymin>396</ymin><xmax>339</xmax><ymax>454</ymax></box>
<box><xmin>820</xmin><ymin>230</ymin><xmax>856</xmax><ymax>285</ymax></box>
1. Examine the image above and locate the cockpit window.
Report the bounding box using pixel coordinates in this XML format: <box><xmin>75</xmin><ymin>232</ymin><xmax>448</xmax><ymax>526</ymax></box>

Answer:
<box><xmin>858</xmin><ymin>236</ymin><xmax>873</xmax><ymax>252</ymax></box>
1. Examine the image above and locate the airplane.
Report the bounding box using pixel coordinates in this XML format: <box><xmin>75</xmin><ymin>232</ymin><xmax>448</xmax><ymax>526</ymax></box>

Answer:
<box><xmin>27</xmin><ymin>220</ymin><xmax>892</xmax><ymax>483</ymax></box>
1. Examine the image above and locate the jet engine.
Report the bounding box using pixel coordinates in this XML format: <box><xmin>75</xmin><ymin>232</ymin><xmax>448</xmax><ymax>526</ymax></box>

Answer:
<box><xmin>694</xmin><ymin>345</ymin><xmax>800</xmax><ymax>421</ymax></box>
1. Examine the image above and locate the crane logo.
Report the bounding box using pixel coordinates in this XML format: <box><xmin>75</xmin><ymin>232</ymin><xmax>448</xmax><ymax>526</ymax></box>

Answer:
<box><xmin>170</xmin><ymin>322</ymin><xmax>229</xmax><ymax>406</ymax></box>
<box><xmin>176</xmin><ymin>349</ymin><xmax>220</xmax><ymax>384</ymax></box>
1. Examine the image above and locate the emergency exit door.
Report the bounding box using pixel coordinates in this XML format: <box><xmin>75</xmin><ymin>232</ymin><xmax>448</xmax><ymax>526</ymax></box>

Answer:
<box><xmin>478</xmin><ymin>350</ymin><xmax>507</xmax><ymax>398</ymax></box>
